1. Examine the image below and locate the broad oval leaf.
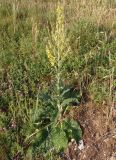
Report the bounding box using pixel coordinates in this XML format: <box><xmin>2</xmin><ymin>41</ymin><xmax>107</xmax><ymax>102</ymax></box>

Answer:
<box><xmin>51</xmin><ymin>126</ymin><xmax>68</xmax><ymax>151</ymax></box>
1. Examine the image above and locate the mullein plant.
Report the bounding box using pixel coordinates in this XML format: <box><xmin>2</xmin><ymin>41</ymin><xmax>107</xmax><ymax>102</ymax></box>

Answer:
<box><xmin>45</xmin><ymin>1</ymin><xmax>82</xmax><ymax>153</ymax></box>
<box><xmin>46</xmin><ymin>1</ymin><xmax>70</xmax><ymax>120</ymax></box>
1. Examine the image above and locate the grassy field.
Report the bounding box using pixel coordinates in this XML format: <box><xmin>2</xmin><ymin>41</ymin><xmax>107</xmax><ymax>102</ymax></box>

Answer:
<box><xmin>0</xmin><ymin>0</ymin><xmax>115</xmax><ymax>159</ymax></box>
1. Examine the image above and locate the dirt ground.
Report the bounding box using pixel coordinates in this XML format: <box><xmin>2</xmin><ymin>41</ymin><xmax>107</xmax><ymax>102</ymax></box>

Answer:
<box><xmin>66</xmin><ymin>102</ymin><xmax>116</xmax><ymax>160</ymax></box>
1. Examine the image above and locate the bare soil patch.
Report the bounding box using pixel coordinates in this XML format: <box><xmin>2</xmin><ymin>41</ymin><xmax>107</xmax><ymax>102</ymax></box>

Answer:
<box><xmin>67</xmin><ymin>102</ymin><xmax>115</xmax><ymax>160</ymax></box>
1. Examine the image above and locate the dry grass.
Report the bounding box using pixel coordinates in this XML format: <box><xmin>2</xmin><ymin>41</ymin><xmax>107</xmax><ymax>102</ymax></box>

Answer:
<box><xmin>1</xmin><ymin>0</ymin><xmax>115</xmax><ymax>27</ymax></box>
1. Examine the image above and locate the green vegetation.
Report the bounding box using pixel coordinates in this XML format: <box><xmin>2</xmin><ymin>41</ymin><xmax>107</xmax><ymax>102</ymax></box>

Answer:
<box><xmin>0</xmin><ymin>0</ymin><xmax>115</xmax><ymax>159</ymax></box>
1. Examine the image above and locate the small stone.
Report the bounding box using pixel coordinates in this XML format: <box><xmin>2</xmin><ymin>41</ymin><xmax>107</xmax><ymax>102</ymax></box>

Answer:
<box><xmin>78</xmin><ymin>140</ymin><xmax>84</xmax><ymax>150</ymax></box>
<box><xmin>71</xmin><ymin>138</ymin><xmax>75</xmax><ymax>142</ymax></box>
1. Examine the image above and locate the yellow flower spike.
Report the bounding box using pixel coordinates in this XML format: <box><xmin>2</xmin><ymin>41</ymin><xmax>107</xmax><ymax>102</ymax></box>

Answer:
<box><xmin>46</xmin><ymin>46</ymin><xmax>56</xmax><ymax>66</ymax></box>
<box><xmin>46</xmin><ymin>2</ymin><xmax>71</xmax><ymax>67</ymax></box>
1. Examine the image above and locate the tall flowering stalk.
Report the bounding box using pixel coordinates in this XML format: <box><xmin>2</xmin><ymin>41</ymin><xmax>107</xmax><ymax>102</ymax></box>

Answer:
<box><xmin>46</xmin><ymin>2</ymin><xmax>71</xmax><ymax>117</ymax></box>
<box><xmin>45</xmin><ymin>2</ymin><xmax>82</xmax><ymax>153</ymax></box>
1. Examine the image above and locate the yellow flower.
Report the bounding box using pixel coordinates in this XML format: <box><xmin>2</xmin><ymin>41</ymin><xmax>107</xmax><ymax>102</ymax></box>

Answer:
<box><xmin>46</xmin><ymin>46</ymin><xmax>56</xmax><ymax>66</ymax></box>
<box><xmin>46</xmin><ymin>2</ymin><xmax>71</xmax><ymax>67</ymax></box>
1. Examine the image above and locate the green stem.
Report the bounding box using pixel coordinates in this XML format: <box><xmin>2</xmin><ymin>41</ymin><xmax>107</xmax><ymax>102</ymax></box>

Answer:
<box><xmin>56</xmin><ymin>46</ymin><xmax>63</xmax><ymax>119</ymax></box>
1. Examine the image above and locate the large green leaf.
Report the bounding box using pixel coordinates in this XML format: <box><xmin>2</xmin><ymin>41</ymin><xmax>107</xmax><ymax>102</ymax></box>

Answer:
<box><xmin>51</xmin><ymin>126</ymin><xmax>68</xmax><ymax>151</ymax></box>
<box><xmin>63</xmin><ymin>119</ymin><xmax>82</xmax><ymax>142</ymax></box>
<box><xmin>61</xmin><ymin>98</ymin><xmax>79</xmax><ymax>107</ymax></box>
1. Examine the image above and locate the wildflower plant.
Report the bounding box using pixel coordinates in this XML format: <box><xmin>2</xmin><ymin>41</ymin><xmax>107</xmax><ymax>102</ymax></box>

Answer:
<box><xmin>45</xmin><ymin>1</ymin><xmax>82</xmax><ymax>153</ymax></box>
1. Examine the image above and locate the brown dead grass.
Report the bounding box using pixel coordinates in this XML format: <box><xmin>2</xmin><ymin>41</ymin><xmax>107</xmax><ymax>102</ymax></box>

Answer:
<box><xmin>2</xmin><ymin>0</ymin><xmax>115</xmax><ymax>29</ymax></box>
